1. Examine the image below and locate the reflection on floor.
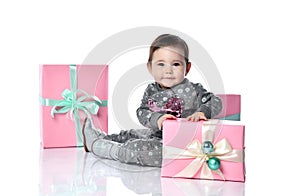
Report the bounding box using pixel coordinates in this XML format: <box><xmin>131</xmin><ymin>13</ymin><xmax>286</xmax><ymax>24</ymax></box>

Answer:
<box><xmin>39</xmin><ymin>147</ymin><xmax>245</xmax><ymax>196</ymax></box>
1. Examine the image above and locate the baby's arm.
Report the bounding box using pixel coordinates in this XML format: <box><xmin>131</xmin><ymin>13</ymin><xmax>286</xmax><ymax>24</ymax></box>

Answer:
<box><xmin>186</xmin><ymin>83</ymin><xmax>222</xmax><ymax>121</ymax></box>
<box><xmin>136</xmin><ymin>85</ymin><xmax>167</xmax><ymax>130</ymax></box>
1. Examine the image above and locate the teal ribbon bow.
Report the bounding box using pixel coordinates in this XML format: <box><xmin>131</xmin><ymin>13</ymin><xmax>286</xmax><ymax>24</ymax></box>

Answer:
<box><xmin>40</xmin><ymin>64</ymin><xmax>107</xmax><ymax>146</ymax></box>
<box><xmin>49</xmin><ymin>88</ymin><xmax>102</xmax><ymax>119</ymax></box>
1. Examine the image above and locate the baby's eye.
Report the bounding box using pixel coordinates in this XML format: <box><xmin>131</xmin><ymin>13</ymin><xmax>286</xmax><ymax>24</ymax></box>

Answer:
<box><xmin>157</xmin><ymin>63</ymin><xmax>165</xmax><ymax>66</ymax></box>
<box><xmin>173</xmin><ymin>63</ymin><xmax>181</xmax><ymax>66</ymax></box>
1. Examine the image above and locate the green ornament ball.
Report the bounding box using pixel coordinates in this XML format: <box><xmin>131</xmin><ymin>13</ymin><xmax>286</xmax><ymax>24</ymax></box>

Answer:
<box><xmin>207</xmin><ymin>157</ymin><xmax>220</xmax><ymax>170</ymax></box>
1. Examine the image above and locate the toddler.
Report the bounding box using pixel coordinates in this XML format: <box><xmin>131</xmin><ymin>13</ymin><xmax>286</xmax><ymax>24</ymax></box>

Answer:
<box><xmin>82</xmin><ymin>34</ymin><xmax>222</xmax><ymax>167</ymax></box>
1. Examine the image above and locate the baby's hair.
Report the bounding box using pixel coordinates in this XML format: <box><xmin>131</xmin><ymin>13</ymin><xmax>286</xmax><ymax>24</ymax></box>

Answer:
<box><xmin>148</xmin><ymin>34</ymin><xmax>189</xmax><ymax>65</ymax></box>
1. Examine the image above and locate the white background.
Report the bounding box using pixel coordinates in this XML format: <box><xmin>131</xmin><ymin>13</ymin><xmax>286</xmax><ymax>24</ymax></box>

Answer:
<box><xmin>1</xmin><ymin>0</ymin><xmax>300</xmax><ymax>195</ymax></box>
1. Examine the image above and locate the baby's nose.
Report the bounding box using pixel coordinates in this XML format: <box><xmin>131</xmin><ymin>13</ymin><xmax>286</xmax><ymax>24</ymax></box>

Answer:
<box><xmin>164</xmin><ymin>64</ymin><xmax>173</xmax><ymax>73</ymax></box>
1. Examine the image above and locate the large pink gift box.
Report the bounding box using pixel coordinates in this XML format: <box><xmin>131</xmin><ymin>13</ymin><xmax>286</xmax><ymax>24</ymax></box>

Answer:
<box><xmin>215</xmin><ymin>94</ymin><xmax>241</xmax><ymax>121</ymax></box>
<box><xmin>39</xmin><ymin>64</ymin><xmax>108</xmax><ymax>148</ymax></box>
<box><xmin>161</xmin><ymin>119</ymin><xmax>245</xmax><ymax>182</ymax></box>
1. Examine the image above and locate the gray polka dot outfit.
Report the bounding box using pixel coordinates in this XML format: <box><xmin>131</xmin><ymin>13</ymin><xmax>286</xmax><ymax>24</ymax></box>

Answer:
<box><xmin>136</xmin><ymin>78</ymin><xmax>223</xmax><ymax>131</ymax></box>
<box><xmin>87</xmin><ymin>78</ymin><xmax>222</xmax><ymax>167</ymax></box>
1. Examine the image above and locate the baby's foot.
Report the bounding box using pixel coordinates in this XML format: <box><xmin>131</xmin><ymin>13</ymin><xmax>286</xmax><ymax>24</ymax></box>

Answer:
<box><xmin>92</xmin><ymin>138</ymin><xmax>121</xmax><ymax>161</ymax></box>
<box><xmin>82</xmin><ymin>117</ymin><xmax>106</xmax><ymax>152</ymax></box>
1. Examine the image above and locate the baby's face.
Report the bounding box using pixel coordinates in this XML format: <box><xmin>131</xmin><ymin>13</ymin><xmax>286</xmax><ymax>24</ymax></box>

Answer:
<box><xmin>148</xmin><ymin>47</ymin><xmax>188</xmax><ymax>89</ymax></box>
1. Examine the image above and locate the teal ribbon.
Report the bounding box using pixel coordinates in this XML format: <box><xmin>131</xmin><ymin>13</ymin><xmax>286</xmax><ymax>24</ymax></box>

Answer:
<box><xmin>40</xmin><ymin>64</ymin><xmax>107</xmax><ymax>146</ymax></box>
<box><xmin>217</xmin><ymin>113</ymin><xmax>240</xmax><ymax>121</ymax></box>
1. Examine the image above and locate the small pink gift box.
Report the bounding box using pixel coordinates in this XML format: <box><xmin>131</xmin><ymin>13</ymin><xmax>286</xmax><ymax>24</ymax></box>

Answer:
<box><xmin>215</xmin><ymin>94</ymin><xmax>241</xmax><ymax>121</ymax></box>
<box><xmin>39</xmin><ymin>64</ymin><xmax>108</xmax><ymax>148</ymax></box>
<box><xmin>161</xmin><ymin>119</ymin><xmax>245</xmax><ymax>182</ymax></box>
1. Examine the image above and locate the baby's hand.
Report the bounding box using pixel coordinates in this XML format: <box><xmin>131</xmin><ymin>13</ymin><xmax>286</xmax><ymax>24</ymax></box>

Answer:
<box><xmin>186</xmin><ymin>112</ymin><xmax>207</xmax><ymax>122</ymax></box>
<box><xmin>157</xmin><ymin>114</ymin><xmax>177</xmax><ymax>130</ymax></box>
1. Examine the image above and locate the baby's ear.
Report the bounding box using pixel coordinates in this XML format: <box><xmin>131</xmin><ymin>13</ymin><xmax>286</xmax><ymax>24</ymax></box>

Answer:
<box><xmin>185</xmin><ymin>62</ymin><xmax>192</xmax><ymax>75</ymax></box>
<box><xmin>147</xmin><ymin>62</ymin><xmax>152</xmax><ymax>74</ymax></box>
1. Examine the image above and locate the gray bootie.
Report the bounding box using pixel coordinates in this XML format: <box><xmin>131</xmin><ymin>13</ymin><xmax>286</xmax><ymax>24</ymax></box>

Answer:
<box><xmin>82</xmin><ymin>117</ymin><xmax>106</xmax><ymax>152</ymax></box>
<box><xmin>91</xmin><ymin>138</ymin><xmax>121</xmax><ymax>161</ymax></box>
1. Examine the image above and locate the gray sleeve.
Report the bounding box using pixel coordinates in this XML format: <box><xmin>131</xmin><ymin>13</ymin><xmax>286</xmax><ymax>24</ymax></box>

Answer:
<box><xmin>136</xmin><ymin>85</ymin><xmax>163</xmax><ymax>130</ymax></box>
<box><xmin>149</xmin><ymin>112</ymin><xmax>164</xmax><ymax>130</ymax></box>
<box><xmin>194</xmin><ymin>84</ymin><xmax>223</xmax><ymax>118</ymax></box>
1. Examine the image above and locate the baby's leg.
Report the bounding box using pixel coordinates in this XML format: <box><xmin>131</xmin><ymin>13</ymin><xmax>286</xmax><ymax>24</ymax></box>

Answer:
<box><xmin>105</xmin><ymin>128</ymin><xmax>155</xmax><ymax>143</ymax></box>
<box><xmin>83</xmin><ymin>121</ymin><xmax>161</xmax><ymax>166</ymax></box>
<box><xmin>118</xmin><ymin>138</ymin><xmax>162</xmax><ymax>167</ymax></box>
<box><xmin>91</xmin><ymin>136</ymin><xmax>162</xmax><ymax>167</ymax></box>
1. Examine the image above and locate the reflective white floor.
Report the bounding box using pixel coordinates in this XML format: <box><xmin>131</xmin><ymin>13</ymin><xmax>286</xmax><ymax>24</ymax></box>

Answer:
<box><xmin>39</xmin><ymin>147</ymin><xmax>245</xmax><ymax>196</ymax></box>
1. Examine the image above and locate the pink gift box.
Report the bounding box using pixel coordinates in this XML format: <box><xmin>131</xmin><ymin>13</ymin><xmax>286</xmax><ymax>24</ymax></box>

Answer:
<box><xmin>39</xmin><ymin>64</ymin><xmax>108</xmax><ymax>148</ymax></box>
<box><xmin>161</xmin><ymin>119</ymin><xmax>245</xmax><ymax>182</ymax></box>
<box><xmin>215</xmin><ymin>94</ymin><xmax>241</xmax><ymax>120</ymax></box>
